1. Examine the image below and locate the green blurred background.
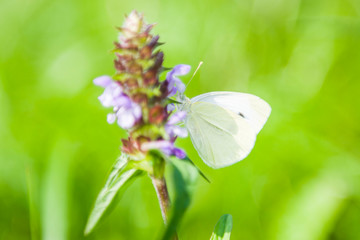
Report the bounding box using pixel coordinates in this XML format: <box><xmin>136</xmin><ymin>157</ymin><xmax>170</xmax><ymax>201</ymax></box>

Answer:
<box><xmin>1</xmin><ymin>0</ymin><xmax>360</xmax><ymax>239</ymax></box>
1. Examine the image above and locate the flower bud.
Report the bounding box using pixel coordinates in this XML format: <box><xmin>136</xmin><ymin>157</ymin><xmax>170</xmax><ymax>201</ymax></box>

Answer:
<box><xmin>149</xmin><ymin>105</ymin><xmax>167</xmax><ymax>125</ymax></box>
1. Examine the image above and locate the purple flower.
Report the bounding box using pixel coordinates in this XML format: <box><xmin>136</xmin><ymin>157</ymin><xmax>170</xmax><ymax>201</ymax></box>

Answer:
<box><xmin>115</xmin><ymin>101</ymin><xmax>142</xmax><ymax>129</ymax></box>
<box><xmin>167</xmin><ymin>111</ymin><xmax>186</xmax><ymax>125</ymax></box>
<box><xmin>166</xmin><ymin>103</ymin><xmax>175</xmax><ymax>113</ymax></box>
<box><xmin>94</xmin><ymin>75</ymin><xmax>142</xmax><ymax>129</ymax></box>
<box><xmin>141</xmin><ymin>140</ymin><xmax>186</xmax><ymax>159</ymax></box>
<box><xmin>94</xmin><ymin>76</ymin><xmax>128</xmax><ymax>108</ymax></box>
<box><xmin>93</xmin><ymin>75</ymin><xmax>113</xmax><ymax>87</ymax></box>
<box><xmin>165</xmin><ymin>111</ymin><xmax>188</xmax><ymax>138</ymax></box>
<box><xmin>166</xmin><ymin>64</ymin><xmax>191</xmax><ymax>97</ymax></box>
<box><xmin>107</xmin><ymin>113</ymin><xmax>117</xmax><ymax>124</ymax></box>
<box><xmin>171</xmin><ymin>148</ymin><xmax>186</xmax><ymax>159</ymax></box>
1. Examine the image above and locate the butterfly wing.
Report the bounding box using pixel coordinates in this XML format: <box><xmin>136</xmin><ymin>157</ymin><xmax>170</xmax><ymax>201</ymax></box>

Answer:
<box><xmin>186</xmin><ymin>101</ymin><xmax>257</xmax><ymax>168</ymax></box>
<box><xmin>190</xmin><ymin>91</ymin><xmax>271</xmax><ymax>134</ymax></box>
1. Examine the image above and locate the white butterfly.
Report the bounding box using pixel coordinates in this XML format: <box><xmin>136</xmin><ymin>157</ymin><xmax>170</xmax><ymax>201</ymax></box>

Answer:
<box><xmin>181</xmin><ymin>91</ymin><xmax>271</xmax><ymax>169</ymax></box>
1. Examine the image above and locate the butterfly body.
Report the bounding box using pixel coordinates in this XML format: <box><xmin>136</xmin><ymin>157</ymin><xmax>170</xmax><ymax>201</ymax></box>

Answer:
<box><xmin>181</xmin><ymin>91</ymin><xmax>271</xmax><ymax>168</ymax></box>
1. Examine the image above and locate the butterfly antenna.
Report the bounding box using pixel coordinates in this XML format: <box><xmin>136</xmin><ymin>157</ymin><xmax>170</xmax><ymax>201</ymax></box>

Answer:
<box><xmin>185</xmin><ymin>61</ymin><xmax>203</xmax><ymax>91</ymax></box>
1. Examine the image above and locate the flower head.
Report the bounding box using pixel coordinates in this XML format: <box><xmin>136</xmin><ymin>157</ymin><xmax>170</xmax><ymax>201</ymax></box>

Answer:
<box><xmin>93</xmin><ymin>12</ymin><xmax>189</xmax><ymax>161</ymax></box>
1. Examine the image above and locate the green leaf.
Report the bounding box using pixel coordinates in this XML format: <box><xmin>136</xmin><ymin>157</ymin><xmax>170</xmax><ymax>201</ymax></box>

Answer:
<box><xmin>210</xmin><ymin>214</ymin><xmax>233</xmax><ymax>240</ymax></box>
<box><xmin>84</xmin><ymin>153</ymin><xmax>142</xmax><ymax>235</ymax></box>
<box><xmin>161</xmin><ymin>158</ymin><xmax>196</xmax><ymax>240</ymax></box>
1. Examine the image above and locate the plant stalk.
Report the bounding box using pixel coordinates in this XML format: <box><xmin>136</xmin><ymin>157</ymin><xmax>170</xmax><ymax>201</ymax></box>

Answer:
<box><xmin>152</xmin><ymin>176</ymin><xmax>170</xmax><ymax>224</ymax></box>
<box><xmin>151</xmin><ymin>176</ymin><xmax>178</xmax><ymax>240</ymax></box>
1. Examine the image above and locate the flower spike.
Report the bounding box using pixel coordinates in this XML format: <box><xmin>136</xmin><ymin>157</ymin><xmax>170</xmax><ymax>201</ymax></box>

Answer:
<box><xmin>93</xmin><ymin>10</ymin><xmax>190</xmax><ymax>159</ymax></box>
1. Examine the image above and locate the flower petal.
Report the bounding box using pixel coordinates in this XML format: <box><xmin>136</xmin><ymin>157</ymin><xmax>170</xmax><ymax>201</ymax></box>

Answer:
<box><xmin>166</xmin><ymin>103</ymin><xmax>175</xmax><ymax>112</ymax></box>
<box><xmin>117</xmin><ymin>110</ymin><xmax>135</xmax><ymax>129</ymax></box>
<box><xmin>173</xmin><ymin>148</ymin><xmax>186</xmax><ymax>159</ymax></box>
<box><xmin>141</xmin><ymin>140</ymin><xmax>172</xmax><ymax>151</ymax></box>
<box><xmin>132</xmin><ymin>103</ymin><xmax>142</xmax><ymax>119</ymax></box>
<box><xmin>171</xmin><ymin>64</ymin><xmax>191</xmax><ymax>76</ymax></box>
<box><xmin>167</xmin><ymin>87</ymin><xmax>178</xmax><ymax>97</ymax></box>
<box><xmin>93</xmin><ymin>75</ymin><xmax>113</xmax><ymax>87</ymax></box>
<box><xmin>98</xmin><ymin>82</ymin><xmax>125</xmax><ymax>108</ymax></box>
<box><xmin>113</xmin><ymin>95</ymin><xmax>131</xmax><ymax>107</ymax></box>
<box><xmin>165</xmin><ymin>64</ymin><xmax>190</xmax><ymax>97</ymax></box>
<box><xmin>171</xmin><ymin>126</ymin><xmax>188</xmax><ymax>138</ymax></box>
<box><xmin>141</xmin><ymin>140</ymin><xmax>186</xmax><ymax>159</ymax></box>
<box><xmin>173</xmin><ymin>78</ymin><xmax>186</xmax><ymax>93</ymax></box>
<box><xmin>107</xmin><ymin>113</ymin><xmax>116</xmax><ymax>124</ymax></box>
<box><xmin>98</xmin><ymin>92</ymin><xmax>115</xmax><ymax>107</ymax></box>
<box><xmin>168</xmin><ymin>111</ymin><xmax>187</xmax><ymax>125</ymax></box>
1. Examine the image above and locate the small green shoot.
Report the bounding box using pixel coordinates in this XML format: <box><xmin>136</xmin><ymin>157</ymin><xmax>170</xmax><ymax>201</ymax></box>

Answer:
<box><xmin>210</xmin><ymin>214</ymin><xmax>233</xmax><ymax>240</ymax></box>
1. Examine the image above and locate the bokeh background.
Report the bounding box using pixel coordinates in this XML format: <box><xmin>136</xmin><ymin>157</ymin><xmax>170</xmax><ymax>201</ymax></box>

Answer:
<box><xmin>1</xmin><ymin>0</ymin><xmax>360</xmax><ymax>239</ymax></box>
